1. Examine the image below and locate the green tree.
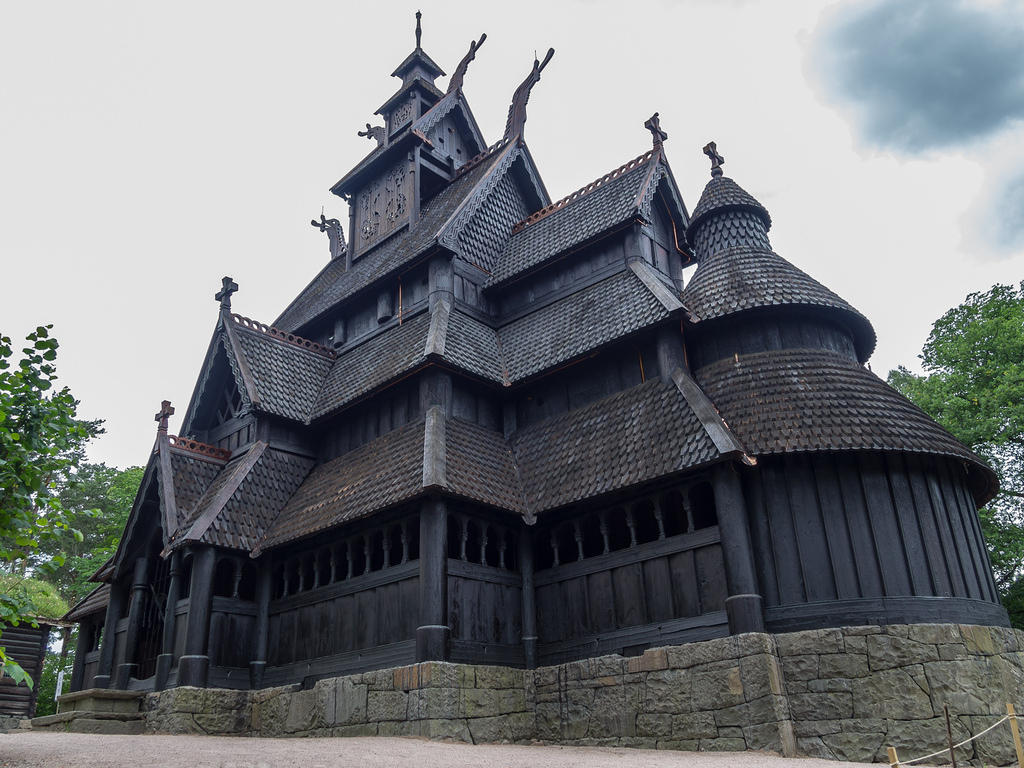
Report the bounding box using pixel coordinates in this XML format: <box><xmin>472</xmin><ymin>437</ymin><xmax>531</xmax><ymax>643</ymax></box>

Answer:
<box><xmin>888</xmin><ymin>282</ymin><xmax>1024</xmax><ymax>595</ymax></box>
<box><xmin>0</xmin><ymin>326</ymin><xmax>98</xmax><ymax>685</ymax></box>
<box><xmin>34</xmin><ymin>463</ymin><xmax>142</xmax><ymax>604</ymax></box>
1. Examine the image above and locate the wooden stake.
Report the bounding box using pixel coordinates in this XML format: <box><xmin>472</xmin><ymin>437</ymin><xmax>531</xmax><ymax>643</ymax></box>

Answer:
<box><xmin>887</xmin><ymin>746</ymin><xmax>901</xmax><ymax>767</ymax></box>
<box><xmin>1008</xmin><ymin>703</ymin><xmax>1024</xmax><ymax>768</ymax></box>
<box><xmin>944</xmin><ymin>704</ymin><xmax>957</xmax><ymax>768</ymax></box>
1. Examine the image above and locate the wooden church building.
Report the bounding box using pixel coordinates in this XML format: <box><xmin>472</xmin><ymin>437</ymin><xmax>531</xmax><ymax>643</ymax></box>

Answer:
<box><xmin>67</xmin><ymin>17</ymin><xmax>1006</xmax><ymax>694</ymax></box>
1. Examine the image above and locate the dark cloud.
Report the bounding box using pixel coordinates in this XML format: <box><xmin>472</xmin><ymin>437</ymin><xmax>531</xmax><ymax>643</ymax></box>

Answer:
<box><xmin>811</xmin><ymin>0</ymin><xmax>1024</xmax><ymax>152</ymax></box>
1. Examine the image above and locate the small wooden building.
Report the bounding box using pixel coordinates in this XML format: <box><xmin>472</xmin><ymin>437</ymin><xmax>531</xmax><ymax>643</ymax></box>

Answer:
<box><xmin>0</xmin><ymin>620</ymin><xmax>54</xmax><ymax>722</ymax></box>
<box><xmin>68</xmin><ymin>18</ymin><xmax>1005</xmax><ymax>694</ymax></box>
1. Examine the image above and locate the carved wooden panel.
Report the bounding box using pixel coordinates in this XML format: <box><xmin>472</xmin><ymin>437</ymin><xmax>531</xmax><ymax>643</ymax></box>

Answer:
<box><xmin>354</xmin><ymin>161</ymin><xmax>410</xmax><ymax>256</ymax></box>
<box><xmin>389</xmin><ymin>96</ymin><xmax>415</xmax><ymax>135</ymax></box>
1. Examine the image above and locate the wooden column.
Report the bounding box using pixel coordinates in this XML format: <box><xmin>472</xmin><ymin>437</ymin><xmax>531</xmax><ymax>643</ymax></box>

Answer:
<box><xmin>92</xmin><ymin>580</ymin><xmax>127</xmax><ymax>689</ymax></box>
<box><xmin>712</xmin><ymin>462</ymin><xmax>765</xmax><ymax>634</ymax></box>
<box><xmin>68</xmin><ymin>621</ymin><xmax>93</xmax><ymax>693</ymax></box>
<box><xmin>519</xmin><ymin>528</ymin><xmax>538</xmax><ymax>668</ymax></box>
<box><xmin>114</xmin><ymin>556</ymin><xmax>150</xmax><ymax>688</ymax></box>
<box><xmin>154</xmin><ymin>550</ymin><xmax>182</xmax><ymax>691</ymax></box>
<box><xmin>178</xmin><ymin>547</ymin><xmax>217</xmax><ymax>687</ymax></box>
<box><xmin>656</xmin><ymin>324</ymin><xmax>686</xmax><ymax>383</ymax></box>
<box><xmin>249</xmin><ymin>566</ymin><xmax>272</xmax><ymax>689</ymax></box>
<box><xmin>416</xmin><ymin>498</ymin><xmax>450</xmax><ymax>661</ymax></box>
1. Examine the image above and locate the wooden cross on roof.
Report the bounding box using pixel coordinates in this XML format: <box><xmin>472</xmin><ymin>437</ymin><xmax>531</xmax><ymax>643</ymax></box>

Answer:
<box><xmin>215</xmin><ymin>276</ymin><xmax>238</xmax><ymax>311</ymax></box>
<box><xmin>155</xmin><ymin>400</ymin><xmax>175</xmax><ymax>433</ymax></box>
<box><xmin>703</xmin><ymin>141</ymin><xmax>725</xmax><ymax>177</ymax></box>
<box><xmin>644</xmin><ymin>113</ymin><xmax>668</xmax><ymax>148</ymax></box>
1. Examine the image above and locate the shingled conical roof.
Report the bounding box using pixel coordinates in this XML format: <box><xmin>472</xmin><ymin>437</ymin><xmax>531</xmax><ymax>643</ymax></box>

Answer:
<box><xmin>682</xmin><ymin>160</ymin><xmax>876</xmax><ymax>361</ymax></box>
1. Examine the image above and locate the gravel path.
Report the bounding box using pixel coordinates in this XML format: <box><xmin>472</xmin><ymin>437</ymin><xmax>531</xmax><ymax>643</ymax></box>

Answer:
<box><xmin>0</xmin><ymin>732</ymin><xmax>876</xmax><ymax>768</ymax></box>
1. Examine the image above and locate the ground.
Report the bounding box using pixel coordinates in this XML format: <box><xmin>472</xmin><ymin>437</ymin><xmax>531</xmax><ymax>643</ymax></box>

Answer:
<box><xmin>0</xmin><ymin>733</ymin><xmax>879</xmax><ymax>768</ymax></box>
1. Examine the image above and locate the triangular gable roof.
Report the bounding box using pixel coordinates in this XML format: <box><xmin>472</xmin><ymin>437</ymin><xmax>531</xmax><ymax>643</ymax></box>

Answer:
<box><xmin>276</xmin><ymin>142</ymin><xmax>515</xmax><ymax>333</ymax></box>
<box><xmin>412</xmin><ymin>89</ymin><xmax>486</xmax><ymax>157</ymax></box>
<box><xmin>486</xmin><ymin>148</ymin><xmax>666</xmax><ymax>288</ymax></box>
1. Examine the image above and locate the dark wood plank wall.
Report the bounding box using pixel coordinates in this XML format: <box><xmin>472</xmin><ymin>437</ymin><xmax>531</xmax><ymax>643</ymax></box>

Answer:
<box><xmin>0</xmin><ymin>623</ymin><xmax>49</xmax><ymax>718</ymax></box>
<box><xmin>745</xmin><ymin>452</ymin><xmax>1004</xmax><ymax>631</ymax></box>
<box><xmin>208</xmin><ymin>597</ymin><xmax>256</xmax><ymax>668</ymax></box>
<box><xmin>448</xmin><ymin>560</ymin><xmax>523</xmax><ymax>666</ymax></box>
<box><xmin>267</xmin><ymin>563</ymin><xmax>419</xmax><ymax>667</ymax></box>
<box><xmin>691</xmin><ymin>313</ymin><xmax>858</xmax><ymax>369</ymax></box>
<box><xmin>533</xmin><ymin>527</ymin><xmax>728</xmax><ymax>664</ymax></box>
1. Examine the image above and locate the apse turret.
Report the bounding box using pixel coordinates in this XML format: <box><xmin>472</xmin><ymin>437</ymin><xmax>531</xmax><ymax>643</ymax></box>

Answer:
<box><xmin>681</xmin><ymin>142</ymin><xmax>876</xmax><ymax>366</ymax></box>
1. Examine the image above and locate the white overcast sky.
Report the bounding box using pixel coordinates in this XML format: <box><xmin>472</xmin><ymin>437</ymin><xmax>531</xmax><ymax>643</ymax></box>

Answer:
<box><xmin>3</xmin><ymin>0</ymin><xmax>1023</xmax><ymax>470</ymax></box>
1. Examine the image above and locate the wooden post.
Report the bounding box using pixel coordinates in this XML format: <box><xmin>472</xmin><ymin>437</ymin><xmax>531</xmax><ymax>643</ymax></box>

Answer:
<box><xmin>519</xmin><ymin>527</ymin><xmax>537</xmax><ymax>669</ymax></box>
<box><xmin>178</xmin><ymin>547</ymin><xmax>217</xmax><ymax>687</ymax></box>
<box><xmin>68</xmin><ymin>621</ymin><xmax>92</xmax><ymax>693</ymax></box>
<box><xmin>154</xmin><ymin>550</ymin><xmax>182</xmax><ymax>691</ymax></box>
<box><xmin>944</xmin><ymin>704</ymin><xmax>957</xmax><ymax>768</ymax></box>
<box><xmin>1008</xmin><ymin>703</ymin><xmax>1024</xmax><ymax>768</ymax></box>
<box><xmin>887</xmin><ymin>746</ymin><xmax>900</xmax><ymax>767</ymax></box>
<box><xmin>711</xmin><ymin>462</ymin><xmax>765</xmax><ymax>634</ymax></box>
<box><xmin>416</xmin><ymin>498</ymin><xmax>450</xmax><ymax>662</ymax></box>
<box><xmin>249</xmin><ymin>566</ymin><xmax>272</xmax><ymax>689</ymax></box>
<box><xmin>114</xmin><ymin>556</ymin><xmax>150</xmax><ymax>688</ymax></box>
<box><xmin>92</xmin><ymin>580</ymin><xmax>127</xmax><ymax>689</ymax></box>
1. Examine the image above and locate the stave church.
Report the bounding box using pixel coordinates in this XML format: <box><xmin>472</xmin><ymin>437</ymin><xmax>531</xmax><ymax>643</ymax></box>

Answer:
<box><xmin>65</xmin><ymin>15</ymin><xmax>1005</xmax><ymax>695</ymax></box>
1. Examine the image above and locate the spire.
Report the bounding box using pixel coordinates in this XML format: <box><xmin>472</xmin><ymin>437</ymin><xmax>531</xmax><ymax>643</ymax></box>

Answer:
<box><xmin>447</xmin><ymin>33</ymin><xmax>487</xmax><ymax>94</ymax></box>
<box><xmin>415</xmin><ymin>10</ymin><xmax>422</xmax><ymax>48</ymax></box>
<box><xmin>390</xmin><ymin>11</ymin><xmax>445</xmax><ymax>87</ymax></box>
<box><xmin>504</xmin><ymin>48</ymin><xmax>555</xmax><ymax>140</ymax></box>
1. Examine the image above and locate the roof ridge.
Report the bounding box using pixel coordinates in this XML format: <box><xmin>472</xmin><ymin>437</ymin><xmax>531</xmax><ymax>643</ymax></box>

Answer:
<box><xmin>230</xmin><ymin>313</ymin><xmax>337</xmax><ymax>359</ymax></box>
<box><xmin>453</xmin><ymin>137</ymin><xmax>512</xmax><ymax>179</ymax></box>
<box><xmin>511</xmin><ymin>149</ymin><xmax>656</xmax><ymax>234</ymax></box>
<box><xmin>168</xmin><ymin>435</ymin><xmax>232</xmax><ymax>462</ymax></box>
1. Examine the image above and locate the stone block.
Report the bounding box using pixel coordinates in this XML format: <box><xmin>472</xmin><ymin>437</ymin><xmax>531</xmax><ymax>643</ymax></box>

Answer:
<box><xmin>796</xmin><ymin>735</ymin><xmax>834</xmax><ymax>759</ymax></box>
<box><xmin>474</xmin><ymin>665</ymin><xmax>522</xmax><ymax>690</ymax></box>
<box><xmin>636</xmin><ymin>713</ymin><xmax>672</xmax><ymax>737</ymax></box>
<box><xmin>252</xmin><ymin>690</ymin><xmax>290</xmax><ymax>736</ymax></box>
<box><xmin>657</xmin><ymin>739</ymin><xmax>700</xmax><ymax>751</ymax></box>
<box><xmin>333</xmin><ymin>722</ymin><xmax>379</xmax><ymax>737</ymax></box>
<box><xmin>735</xmin><ymin>632</ymin><xmax>775</xmax><ymax>658</ymax></box>
<box><xmin>666</xmin><ymin>637</ymin><xmax>737</xmax><ymax>669</ymax></box>
<box><xmin>844</xmin><ymin>635</ymin><xmax>867</xmax><ymax>654</ymax></box>
<box><xmin>638</xmin><ymin>648</ymin><xmax>669</xmax><ymax>672</ymax></box>
<box><xmin>852</xmin><ymin>667</ymin><xmax>933</xmax><ymax>719</ymax></box>
<box><xmin>149</xmin><ymin>712</ymin><xmax>200</xmax><ymax>734</ymax></box>
<box><xmin>690</xmin><ymin>666</ymin><xmax>744</xmax><ymax>711</ymax></box>
<box><xmin>534</xmin><ymin>666</ymin><xmax>559</xmax><ymax>687</ymax></box>
<box><xmin>643</xmin><ymin>669</ymin><xmax>692</xmax><ymax>714</ymax></box>
<box><xmin>787</xmin><ymin>691</ymin><xmax>852</xmax><ymax>721</ymax></box>
<box><xmin>960</xmin><ymin>624</ymin><xmax>997</xmax><ymax>655</ymax></box>
<box><xmin>883</xmin><ymin>716</ymin><xmax>973</xmax><ymax>766</ymax></box>
<box><xmin>777</xmin><ymin>630</ymin><xmax>824</xmax><ymax>657</ymax></box>
<box><xmin>781</xmin><ymin>654</ymin><xmax>818</xmax><ymax>681</ymax></box>
<box><xmin>908</xmin><ymin>623</ymin><xmax>960</xmax><ymax>645</ymax></box>
<box><xmin>818</xmin><ymin>652</ymin><xmax>869</xmax><ymax>679</ymax></box>
<box><xmin>194</xmin><ymin>709</ymin><xmax>249</xmax><ymax>734</ymax></box>
<box><xmin>590</xmin><ymin>655</ymin><xmax>625</xmax><ymax>678</ymax></box>
<box><xmin>367</xmin><ymin>690</ymin><xmax>408</xmax><ymax>721</ymax></box>
<box><xmin>739</xmin><ymin>653</ymin><xmax>783</xmax><ymax>700</ymax></box>
<box><xmin>70</xmin><ymin>717</ymin><xmax>146</xmax><ymax>735</ymax></box>
<box><xmin>937</xmin><ymin>643</ymin><xmax>970</xmax><ymax>660</ymax></box>
<box><xmin>163</xmin><ymin>687</ymin><xmax>206</xmax><ymax>714</ymax></box>
<box><xmin>409</xmin><ymin>686</ymin><xmax>461</xmax><ymax>720</ymax></box>
<box><xmin>866</xmin><ymin>634</ymin><xmax>939</xmax><ymax>671</ymax></box>
<box><xmin>418</xmin><ymin>718</ymin><xmax>472</xmax><ymax>742</ymax></box>
<box><xmin>378</xmin><ymin>720</ymin><xmax>419</xmax><ymax>737</ymax></box>
<box><xmin>588</xmin><ymin>685</ymin><xmax>636</xmax><ymax>738</ymax></box>
<box><xmin>923</xmin><ymin>659</ymin><xmax>999</xmax><ymax>714</ymax></box>
<box><xmin>744</xmin><ymin>721</ymin><xmax>793</xmax><ymax>754</ymax></box>
<box><xmin>535</xmin><ymin>702</ymin><xmax>561</xmax><ymax>741</ymax></box>
<box><xmin>819</xmin><ymin>730</ymin><xmax>883</xmax><ymax>763</ymax></box>
<box><xmin>617</xmin><ymin>737</ymin><xmax>657</xmax><ymax>748</ymax></box>
<box><xmin>285</xmin><ymin>689</ymin><xmax>320</xmax><ymax>733</ymax></box>
<box><xmin>672</xmin><ymin>711</ymin><xmax>717</xmax><ymax>740</ymax></box>
<box><xmin>793</xmin><ymin>719</ymin><xmax>842</xmax><ymax>737</ymax></box>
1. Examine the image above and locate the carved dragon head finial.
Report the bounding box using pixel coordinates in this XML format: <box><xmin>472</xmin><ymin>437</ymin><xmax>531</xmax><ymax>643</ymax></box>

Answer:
<box><xmin>703</xmin><ymin>141</ymin><xmax>725</xmax><ymax>178</ymax></box>
<box><xmin>503</xmin><ymin>47</ymin><xmax>555</xmax><ymax>141</ymax></box>
<box><xmin>447</xmin><ymin>33</ymin><xmax>487</xmax><ymax>94</ymax></box>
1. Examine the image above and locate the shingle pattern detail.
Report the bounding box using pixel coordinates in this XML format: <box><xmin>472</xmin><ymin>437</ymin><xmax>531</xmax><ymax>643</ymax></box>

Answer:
<box><xmin>498</xmin><ymin>271</ymin><xmax>670</xmax><ymax>382</ymax></box>
<box><xmin>438</xmin><ymin>143</ymin><xmax>520</xmax><ymax>252</ymax></box>
<box><xmin>681</xmin><ymin>243</ymin><xmax>877</xmax><ymax>359</ymax></box>
<box><xmin>445</xmin><ymin>418</ymin><xmax>525</xmax><ymax>514</ymax></box>
<box><xmin>64</xmin><ymin>583</ymin><xmax>110</xmax><ymax>621</ymax></box>
<box><xmin>311</xmin><ymin>311</ymin><xmax>431</xmax><ymax>420</ymax></box>
<box><xmin>511</xmin><ymin>379</ymin><xmax>723</xmax><ymax>514</ymax></box>
<box><xmin>412</xmin><ymin>90</ymin><xmax>458</xmax><ymax>137</ymax></box>
<box><xmin>167</xmin><ymin>436</ymin><xmax>232</xmax><ymax>461</ymax></box>
<box><xmin>636</xmin><ymin>162</ymin><xmax>667</xmax><ymax>223</ymax></box>
<box><xmin>232</xmin><ymin>322</ymin><xmax>334</xmax><ymax>422</ymax></box>
<box><xmin>258</xmin><ymin>420</ymin><xmax>426</xmax><ymax>550</ymax></box>
<box><xmin>690</xmin><ymin>210</ymin><xmax>771</xmax><ymax>258</ymax></box>
<box><xmin>686</xmin><ymin>175</ymin><xmax>772</xmax><ymax>243</ymax></box>
<box><xmin>230</xmin><ymin>314</ymin><xmax>336</xmax><ymax>358</ymax></box>
<box><xmin>455</xmin><ymin>165</ymin><xmax>530</xmax><ymax>274</ymax></box>
<box><xmin>696</xmin><ymin>348</ymin><xmax>992</xmax><ymax>474</ymax></box>
<box><xmin>188</xmin><ymin>447</ymin><xmax>315</xmax><ymax>551</ymax></box>
<box><xmin>489</xmin><ymin>156</ymin><xmax>654</xmax><ymax>287</ymax></box>
<box><xmin>167</xmin><ymin>449</ymin><xmax>223</xmax><ymax>526</ymax></box>
<box><xmin>276</xmin><ymin>153</ymin><xmax>504</xmax><ymax>332</ymax></box>
<box><xmin>443</xmin><ymin>310</ymin><xmax>505</xmax><ymax>384</ymax></box>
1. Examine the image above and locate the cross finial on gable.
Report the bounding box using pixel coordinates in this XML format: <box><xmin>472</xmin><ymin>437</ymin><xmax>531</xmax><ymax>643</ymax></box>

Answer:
<box><xmin>644</xmin><ymin>113</ymin><xmax>668</xmax><ymax>148</ymax></box>
<box><xmin>215</xmin><ymin>276</ymin><xmax>239</xmax><ymax>311</ymax></box>
<box><xmin>155</xmin><ymin>400</ymin><xmax>175</xmax><ymax>433</ymax></box>
<box><xmin>703</xmin><ymin>141</ymin><xmax>725</xmax><ymax>177</ymax></box>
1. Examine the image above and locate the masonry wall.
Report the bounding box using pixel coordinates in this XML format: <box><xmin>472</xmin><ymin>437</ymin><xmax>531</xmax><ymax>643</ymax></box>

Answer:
<box><xmin>142</xmin><ymin>623</ymin><xmax>1024</xmax><ymax>765</ymax></box>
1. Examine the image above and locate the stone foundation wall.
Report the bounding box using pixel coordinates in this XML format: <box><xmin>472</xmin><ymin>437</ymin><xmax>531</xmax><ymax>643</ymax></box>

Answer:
<box><xmin>141</xmin><ymin>623</ymin><xmax>1024</xmax><ymax>764</ymax></box>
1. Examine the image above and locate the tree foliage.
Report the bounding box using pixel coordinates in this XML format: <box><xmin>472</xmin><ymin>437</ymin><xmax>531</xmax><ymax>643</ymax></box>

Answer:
<box><xmin>888</xmin><ymin>282</ymin><xmax>1024</xmax><ymax>593</ymax></box>
<box><xmin>0</xmin><ymin>326</ymin><xmax>98</xmax><ymax>685</ymax></box>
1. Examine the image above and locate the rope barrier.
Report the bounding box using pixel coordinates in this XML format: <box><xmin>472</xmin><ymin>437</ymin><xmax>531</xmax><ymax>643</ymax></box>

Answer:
<box><xmin>888</xmin><ymin>707</ymin><xmax>1024</xmax><ymax>768</ymax></box>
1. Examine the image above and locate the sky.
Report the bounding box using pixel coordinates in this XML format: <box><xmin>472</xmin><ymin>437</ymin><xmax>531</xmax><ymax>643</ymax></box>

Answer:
<box><xmin>2</xmin><ymin>0</ymin><xmax>1023</xmax><ymax>470</ymax></box>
